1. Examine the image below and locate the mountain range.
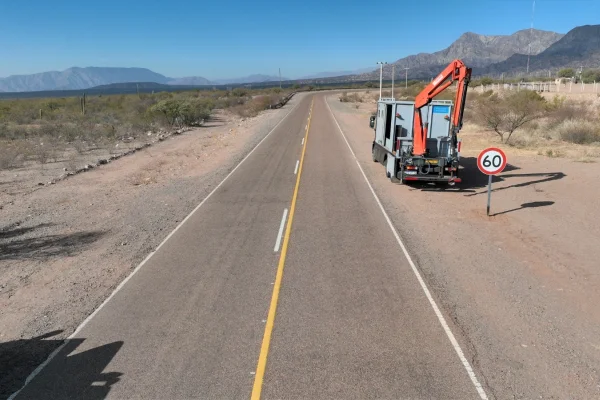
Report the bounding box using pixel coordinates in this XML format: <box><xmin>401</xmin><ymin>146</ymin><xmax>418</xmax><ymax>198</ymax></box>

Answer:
<box><xmin>479</xmin><ymin>25</ymin><xmax>600</xmax><ymax>76</ymax></box>
<box><xmin>0</xmin><ymin>68</ymin><xmax>285</xmax><ymax>92</ymax></box>
<box><xmin>355</xmin><ymin>28</ymin><xmax>564</xmax><ymax>80</ymax></box>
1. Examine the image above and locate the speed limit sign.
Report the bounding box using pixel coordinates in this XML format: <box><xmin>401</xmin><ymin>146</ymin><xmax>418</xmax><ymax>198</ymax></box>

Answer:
<box><xmin>477</xmin><ymin>147</ymin><xmax>508</xmax><ymax>216</ymax></box>
<box><xmin>477</xmin><ymin>147</ymin><xmax>507</xmax><ymax>175</ymax></box>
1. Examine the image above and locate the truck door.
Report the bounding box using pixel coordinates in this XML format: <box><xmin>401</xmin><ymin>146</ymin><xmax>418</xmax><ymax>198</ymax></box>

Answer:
<box><xmin>374</xmin><ymin>102</ymin><xmax>387</xmax><ymax>146</ymax></box>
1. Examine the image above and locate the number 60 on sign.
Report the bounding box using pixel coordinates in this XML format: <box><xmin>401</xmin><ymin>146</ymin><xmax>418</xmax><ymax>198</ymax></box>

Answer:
<box><xmin>477</xmin><ymin>147</ymin><xmax>507</xmax><ymax>175</ymax></box>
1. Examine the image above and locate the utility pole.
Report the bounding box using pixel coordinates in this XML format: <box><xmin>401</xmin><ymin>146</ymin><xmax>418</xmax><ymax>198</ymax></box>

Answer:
<box><xmin>404</xmin><ymin>67</ymin><xmax>410</xmax><ymax>88</ymax></box>
<box><xmin>377</xmin><ymin>61</ymin><xmax>387</xmax><ymax>99</ymax></box>
<box><xmin>527</xmin><ymin>0</ymin><xmax>536</xmax><ymax>74</ymax></box>
<box><xmin>391</xmin><ymin>65</ymin><xmax>395</xmax><ymax>98</ymax></box>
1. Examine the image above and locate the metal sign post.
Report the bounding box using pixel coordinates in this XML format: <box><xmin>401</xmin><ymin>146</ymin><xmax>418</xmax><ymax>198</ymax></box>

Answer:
<box><xmin>486</xmin><ymin>175</ymin><xmax>493</xmax><ymax>216</ymax></box>
<box><xmin>477</xmin><ymin>147</ymin><xmax>508</xmax><ymax>216</ymax></box>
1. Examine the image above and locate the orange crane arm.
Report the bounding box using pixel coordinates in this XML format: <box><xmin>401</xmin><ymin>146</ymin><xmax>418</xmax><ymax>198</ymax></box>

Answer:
<box><xmin>412</xmin><ymin>59</ymin><xmax>472</xmax><ymax>156</ymax></box>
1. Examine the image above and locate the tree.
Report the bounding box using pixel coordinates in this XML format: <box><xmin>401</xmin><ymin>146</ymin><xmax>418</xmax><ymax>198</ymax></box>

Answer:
<box><xmin>558</xmin><ymin>68</ymin><xmax>575</xmax><ymax>78</ymax></box>
<box><xmin>581</xmin><ymin>69</ymin><xmax>600</xmax><ymax>83</ymax></box>
<box><xmin>475</xmin><ymin>90</ymin><xmax>546</xmax><ymax>143</ymax></box>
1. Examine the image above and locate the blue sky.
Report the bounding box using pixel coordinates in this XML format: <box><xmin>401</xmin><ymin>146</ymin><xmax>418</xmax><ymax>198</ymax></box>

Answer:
<box><xmin>0</xmin><ymin>0</ymin><xmax>598</xmax><ymax>79</ymax></box>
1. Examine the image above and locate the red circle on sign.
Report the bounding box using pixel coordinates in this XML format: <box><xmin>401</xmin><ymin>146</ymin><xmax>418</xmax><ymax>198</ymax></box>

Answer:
<box><xmin>477</xmin><ymin>147</ymin><xmax>507</xmax><ymax>175</ymax></box>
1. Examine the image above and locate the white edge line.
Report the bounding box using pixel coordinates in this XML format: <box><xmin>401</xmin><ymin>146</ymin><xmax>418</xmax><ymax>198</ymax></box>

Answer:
<box><xmin>301</xmin><ymin>137</ymin><xmax>305</xmax><ymax>145</ymax></box>
<box><xmin>293</xmin><ymin>160</ymin><xmax>299</xmax><ymax>175</ymax></box>
<box><xmin>324</xmin><ymin>97</ymin><xmax>489</xmax><ymax>400</ymax></box>
<box><xmin>273</xmin><ymin>208</ymin><xmax>288</xmax><ymax>252</ymax></box>
<box><xmin>7</xmin><ymin>95</ymin><xmax>305</xmax><ymax>400</ymax></box>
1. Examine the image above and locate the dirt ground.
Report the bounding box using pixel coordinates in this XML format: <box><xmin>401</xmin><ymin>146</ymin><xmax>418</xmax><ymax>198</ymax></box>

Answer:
<box><xmin>0</xmin><ymin>94</ymin><xmax>305</xmax><ymax>397</ymax></box>
<box><xmin>327</xmin><ymin>95</ymin><xmax>600</xmax><ymax>399</ymax></box>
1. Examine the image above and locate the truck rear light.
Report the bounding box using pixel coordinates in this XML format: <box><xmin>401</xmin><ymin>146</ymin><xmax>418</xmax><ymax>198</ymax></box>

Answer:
<box><xmin>405</xmin><ymin>165</ymin><xmax>416</xmax><ymax>170</ymax></box>
<box><xmin>457</xmin><ymin>142</ymin><xmax>462</xmax><ymax>152</ymax></box>
<box><xmin>403</xmin><ymin>177</ymin><xmax>419</xmax><ymax>181</ymax></box>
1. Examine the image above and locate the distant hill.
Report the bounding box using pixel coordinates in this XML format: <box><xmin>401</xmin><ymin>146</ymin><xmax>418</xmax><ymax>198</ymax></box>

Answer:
<box><xmin>0</xmin><ymin>67</ymin><xmax>173</xmax><ymax>92</ymax></box>
<box><xmin>299</xmin><ymin>67</ymin><xmax>375</xmax><ymax>79</ymax></box>
<box><xmin>480</xmin><ymin>25</ymin><xmax>600</xmax><ymax>76</ymax></box>
<box><xmin>90</xmin><ymin>82</ymin><xmax>175</xmax><ymax>90</ymax></box>
<box><xmin>356</xmin><ymin>28</ymin><xmax>563</xmax><ymax>80</ymax></box>
<box><xmin>168</xmin><ymin>76</ymin><xmax>212</xmax><ymax>86</ymax></box>
<box><xmin>0</xmin><ymin>68</ymin><xmax>286</xmax><ymax>92</ymax></box>
<box><xmin>212</xmin><ymin>74</ymin><xmax>286</xmax><ymax>85</ymax></box>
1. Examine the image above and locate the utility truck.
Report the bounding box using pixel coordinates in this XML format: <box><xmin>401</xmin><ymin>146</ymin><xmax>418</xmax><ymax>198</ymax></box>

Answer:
<box><xmin>370</xmin><ymin>59</ymin><xmax>471</xmax><ymax>185</ymax></box>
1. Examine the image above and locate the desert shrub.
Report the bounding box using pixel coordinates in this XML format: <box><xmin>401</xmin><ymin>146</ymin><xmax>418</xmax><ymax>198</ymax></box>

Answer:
<box><xmin>473</xmin><ymin>90</ymin><xmax>546</xmax><ymax>143</ymax></box>
<box><xmin>554</xmin><ymin>119</ymin><xmax>600</xmax><ymax>144</ymax></box>
<box><xmin>231</xmin><ymin>95</ymin><xmax>278</xmax><ymax>118</ymax></box>
<box><xmin>0</xmin><ymin>140</ymin><xmax>30</xmax><ymax>169</ymax></box>
<box><xmin>148</xmin><ymin>99</ymin><xmax>206</xmax><ymax>127</ymax></box>
<box><xmin>348</xmin><ymin>93</ymin><xmax>362</xmax><ymax>102</ymax></box>
<box><xmin>231</xmin><ymin>88</ymin><xmax>248</xmax><ymax>97</ymax></box>
<box><xmin>179</xmin><ymin>99</ymin><xmax>213</xmax><ymax>126</ymax></box>
<box><xmin>547</xmin><ymin>101</ymin><xmax>588</xmax><ymax>124</ymax></box>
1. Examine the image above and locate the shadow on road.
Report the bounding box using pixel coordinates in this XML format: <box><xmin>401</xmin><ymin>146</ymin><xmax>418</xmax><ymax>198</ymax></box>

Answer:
<box><xmin>0</xmin><ymin>222</ymin><xmax>106</xmax><ymax>261</ymax></box>
<box><xmin>491</xmin><ymin>201</ymin><xmax>556</xmax><ymax>216</ymax></box>
<box><xmin>1</xmin><ymin>330</ymin><xmax>123</xmax><ymax>400</ymax></box>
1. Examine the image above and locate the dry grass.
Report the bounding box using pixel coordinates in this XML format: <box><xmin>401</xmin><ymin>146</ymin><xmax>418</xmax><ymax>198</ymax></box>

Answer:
<box><xmin>553</xmin><ymin>119</ymin><xmax>600</xmax><ymax>144</ymax></box>
<box><xmin>0</xmin><ymin>87</ymin><xmax>292</xmax><ymax>171</ymax></box>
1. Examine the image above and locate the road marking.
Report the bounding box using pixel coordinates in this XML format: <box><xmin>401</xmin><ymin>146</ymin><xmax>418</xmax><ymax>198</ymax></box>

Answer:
<box><xmin>294</xmin><ymin>160</ymin><xmax>299</xmax><ymax>175</ymax></box>
<box><xmin>324</xmin><ymin>97</ymin><xmax>489</xmax><ymax>400</ymax></box>
<box><xmin>251</xmin><ymin>99</ymin><xmax>313</xmax><ymax>400</ymax></box>
<box><xmin>7</xmin><ymin>95</ymin><xmax>306</xmax><ymax>400</ymax></box>
<box><xmin>301</xmin><ymin>137</ymin><xmax>304</xmax><ymax>145</ymax></box>
<box><xmin>273</xmin><ymin>208</ymin><xmax>288</xmax><ymax>252</ymax></box>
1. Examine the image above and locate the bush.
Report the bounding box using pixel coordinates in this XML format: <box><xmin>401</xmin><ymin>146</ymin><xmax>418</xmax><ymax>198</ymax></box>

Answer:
<box><xmin>149</xmin><ymin>99</ymin><xmax>184</xmax><ymax>126</ymax></box>
<box><xmin>555</xmin><ymin>119</ymin><xmax>600</xmax><ymax>144</ymax></box>
<box><xmin>0</xmin><ymin>140</ymin><xmax>30</xmax><ymax>169</ymax></box>
<box><xmin>474</xmin><ymin>90</ymin><xmax>546</xmax><ymax>143</ymax></box>
<box><xmin>231</xmin><ymin>88</ymin><xmax>248</xmax><ymax>97</ymax></box>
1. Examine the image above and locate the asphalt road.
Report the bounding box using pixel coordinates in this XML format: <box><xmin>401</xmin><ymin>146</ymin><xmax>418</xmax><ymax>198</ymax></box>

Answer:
<box><xmin>13</xmin><ymin>93</ymin><xmax>486</xmax><ymax>399</ymax></box>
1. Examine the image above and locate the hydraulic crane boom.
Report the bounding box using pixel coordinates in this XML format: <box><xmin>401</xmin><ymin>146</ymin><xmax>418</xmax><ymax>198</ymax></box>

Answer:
<box><xmin>412</xmin><ymin>59</ymin><xmax>472</xmax><ymax>156</ymax></box>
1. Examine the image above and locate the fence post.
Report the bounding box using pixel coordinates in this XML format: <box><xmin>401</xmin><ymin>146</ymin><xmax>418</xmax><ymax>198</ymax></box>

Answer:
<box><xmin>39</xmin><ymin>109</ymin><xmax>43</xmax><ymax>119</ymax></box>
<box><xmin>582</xmin><ymin>82</ymin><xmax>585</xmax><ymax>92</ymax></box>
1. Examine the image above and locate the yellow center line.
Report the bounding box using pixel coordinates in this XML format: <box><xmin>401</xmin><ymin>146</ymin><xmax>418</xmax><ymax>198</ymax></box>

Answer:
<box><xmin>251</xmin><ymin>98</ymin><xmax>314</xmax><ymax>400</ymax></box>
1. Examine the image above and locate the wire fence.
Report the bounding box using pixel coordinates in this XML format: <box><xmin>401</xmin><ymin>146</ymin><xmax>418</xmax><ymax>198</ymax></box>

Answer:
<box><xmin>477</xmin><ymin>81</ymin><xmax>600</xmax><ymax>94</ymax></box>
